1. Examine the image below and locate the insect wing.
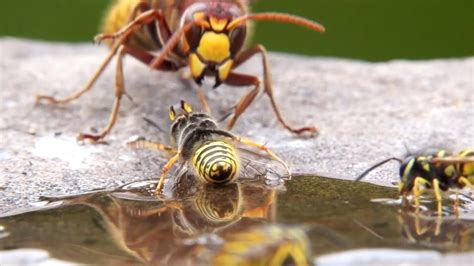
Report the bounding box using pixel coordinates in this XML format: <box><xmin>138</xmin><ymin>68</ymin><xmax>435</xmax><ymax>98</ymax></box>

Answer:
<box><xmin>236</xmin><ymin>146</ymin><xmax>289</xmax><ymax>184</ymax></box>
<box><xmin>431</xmin><ymin>156</ymin><xmax>474</xmax><ymax>164</ymax></box>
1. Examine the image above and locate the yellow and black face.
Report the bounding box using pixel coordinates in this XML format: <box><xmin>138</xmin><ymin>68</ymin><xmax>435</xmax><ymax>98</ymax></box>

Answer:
<box><xmin>399</xmin><ymin>155</ymin><xmax>434</xmax><ymax>194</ymax></box>
<box><xmin>399</xmin><ymin>157</ymin><xmax>417</xmax><ymax>193</ymax></box>
<box><xmin>182</xmin><ymin>3</ymin><xmax>247</xmax><ymax>87</ymax></box>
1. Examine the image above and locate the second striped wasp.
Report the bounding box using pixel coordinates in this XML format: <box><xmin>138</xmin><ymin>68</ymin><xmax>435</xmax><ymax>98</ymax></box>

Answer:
<box><xmin>128</xmin><ymin>100</ymin><xmax>290</xmax><ymax>194</ymax></box>
<box><xmin>355</xmin><ymin>149</ymin><xmax>474</xmax><ymax>214</ymax></box>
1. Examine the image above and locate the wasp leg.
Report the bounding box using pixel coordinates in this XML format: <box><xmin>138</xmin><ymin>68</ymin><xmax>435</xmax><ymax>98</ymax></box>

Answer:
<box><xmin>413</xmin><ymin>177</ymin><xmax>429</xmax><ymax>212</ymax></box>
<box><xmin>76</xmin><ymin>45</ymin><xmax>128</xmax><ymax>141</ymax></box>
<box><xmin>96</xmin><ymin>9</ymin><xmax>164</xmax><ymax>44</ymax></box>
<box><xmin>432</xmin><ymin>178</ymin><xmax>443</xmax><ymax>235</ymax></box>
<box><xmin>457</xmin><ymin>176</ymin><xmax>474</xmax><ymax>215</ymax></box>
<box><xmin>35</xmin><ymin>37</ymin><xmax>124</xmax><ymax>105</ymax></box>
<box><xmin>156</xmin><ymin>152</ymin><xmax>180</xmax><ymax>195</ymax></box>
<box><xmin>227</xmin><ymin>45</ymin><xmax>317</xmax><ymax>135</ymax></box>
<box><xmin>120</xmin><ymin>43</ymin><xmax>179</xmax><ymax>71</ymax></box>
<box><xmin>224</xmin><ymin>73</ymin><xmax>260</xmax><ymax>129</ymax></box>
<box><xmin>127</xmin><ymin>139</ymin><xmax>177</xmax><ymax>155</ymax></box>
<box><xmin>432</xmin><ymin>178</ymin><xmax>443</xmax><ymax>215</ymax></box>
<box><xmin>197</xmin><ymin>86</ymin><xmax>211</xmax><ymax>114</ymax></box>
<box><xmin>79</xmin><ymin>43</ymin><xmax>179</xmax><ymax>142</ymax></box>
<box><xmin>96</xmin><ymin>6</ymin><xmax>181</xmax><ymax>56</ymax></box>
<box><xmin>397</xmin><ymin>213</ymin><xmax>417</xmax><ymax>242</ymax></box>
<box><xmin>127</xmin><ymin>1</ymin><xmax>173</xmax><ymax>48</ymax></box>
<box><xmin>34</xmin><ymin>3</ymin><xmax>157</xmax><ymax>105</ymax></box>
<box><xmin>234</xmin><ymin>136</ymin><xmax>291</xmax><ymax>179</ymax></box>
<box><xmin>413</xmin><ymin>213</ymin><xmax>432</xmax><ymax>236</ymax></box>
<box><xmin>459</xmin><ymin>176</ymin><xmax>474</xmax><ymax>189</ymax></box>
<box><xmin>75</xmin><ymin>41</ymin><xmax>180</xmax><ymax>142</ymax></box>
<box><xmin>77</xmin><ymin>43</ymin><xmax>142</xmax><ymax>141</ymax></box>
<box><xmin>435</xmin><ymin>208</ymin><xmax>443</xmax><ymax>236</ymax></box>
<box><xmin>453</xmin><ymin>189</ymin><xmax>460</xmax><ymax>218</ymax></box>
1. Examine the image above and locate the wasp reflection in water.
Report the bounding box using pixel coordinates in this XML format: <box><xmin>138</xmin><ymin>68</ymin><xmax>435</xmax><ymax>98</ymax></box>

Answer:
<box><xmin>2</xmin><ymin>178</ymin><xmax>280</xmax><ymax>265</ymax></box>
<box><xmin>397</xmin><ymin>210</ymin><xmax>474</xmax><ymax>251</ymax></box>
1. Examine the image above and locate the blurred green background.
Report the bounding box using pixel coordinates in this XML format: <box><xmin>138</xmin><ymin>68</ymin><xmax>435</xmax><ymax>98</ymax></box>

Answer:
<box><xmin>0</xmin><ymin>0</ymin><xmax>472</xmax><ymax>61</ymax></box>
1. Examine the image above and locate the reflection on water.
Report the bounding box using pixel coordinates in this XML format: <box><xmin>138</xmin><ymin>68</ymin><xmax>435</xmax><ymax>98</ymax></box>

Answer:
<box><xmin>0</xmin><ymin>176</ymin><xmax>473</xmax><ymax>264</ymax></box>
<box><xmin>398</xmin><ymin>210</ymin><xmax>474</xmax><ymax>251</ymax></box>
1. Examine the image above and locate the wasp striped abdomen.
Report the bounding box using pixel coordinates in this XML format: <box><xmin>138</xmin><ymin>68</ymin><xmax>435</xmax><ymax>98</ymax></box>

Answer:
<box><xmin>192</xmin><ymin>140</ymin><xmax>239</xmax><ymax>184</ymax></box>
<box><xmin>128</xmin><ymin>100</ymin><xmax>290</xmax><ymax>194</ymax></box>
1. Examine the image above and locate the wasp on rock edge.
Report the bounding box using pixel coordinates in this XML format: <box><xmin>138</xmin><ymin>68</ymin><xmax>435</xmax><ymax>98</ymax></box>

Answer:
<box><xmin>355</xmin><ymin>149</ymin><xmax>474</xmax><ymax>215</ymax></box>
<box><xmin>36</xmin><ymin>0</ymin><xmax>325</xmax><ymax>142</ymax></box>
<box><xmin>127</xmin><ymin>100</ymin><xmax>290</xmax><ymax>194</ymax></box>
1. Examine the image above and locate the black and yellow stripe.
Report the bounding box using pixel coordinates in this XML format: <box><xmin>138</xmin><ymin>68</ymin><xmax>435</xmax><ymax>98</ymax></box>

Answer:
<box><xmin>193</xmin><ymin>184</ymin><xmax>241</xmax><ymax>223</ymax></box>
<box><xmin>457</xmin><ymin>149</ymin><xmax>474</xmax><ymax>178</ymax></box>
<box><xmin>431</xmin><ymin>149</ymin><xmax>474</xmax><ymax>182</ymax></box>
<box><xmin>192</xmin><ymin>140</ymin><xmax>239</xmax><ymax>183</ymax></box>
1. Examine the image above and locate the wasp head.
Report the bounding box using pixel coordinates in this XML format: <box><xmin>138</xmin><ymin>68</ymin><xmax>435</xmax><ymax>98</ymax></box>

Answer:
<box><xmin>182</xmin><ymin>2</ymin><xmax>247</xmax><ymax>87</ymax></box>
<box><xmin>398</xmin><ymin>157</ymin><xmax>415</xmax><ymax>194</ymax></box>
<box><xmin>399</xmin><ymin>155</ymin><xmax>434</xmax><ymax>194</ymax></box>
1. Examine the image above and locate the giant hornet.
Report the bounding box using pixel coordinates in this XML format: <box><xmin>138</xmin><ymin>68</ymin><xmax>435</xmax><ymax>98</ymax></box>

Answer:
<box><xmin>36</xmin><ymin>0</ymin><xmax>325</xmax><ymax>142</ymax></box>
<box><xmin>127</xmin><ymin>100</ymin><xmax>290</xmax><ymax>194</ymax></box>
<box><xmin>355</xmin><ymin>149</ymin><xmax>474</xmax><ymax>214</ymax></box>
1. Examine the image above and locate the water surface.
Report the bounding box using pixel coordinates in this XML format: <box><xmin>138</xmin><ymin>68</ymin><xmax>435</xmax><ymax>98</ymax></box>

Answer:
<box><xmin>0</xmin><ymin>175</ymin><xmax>473</xmax><ymax>264</ymax></box>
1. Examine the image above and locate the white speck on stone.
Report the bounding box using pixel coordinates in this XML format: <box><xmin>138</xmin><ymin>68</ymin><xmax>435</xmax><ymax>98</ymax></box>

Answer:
<box><xmin>0</xmin><ymin>248</ymin><xmax>76</xmax><ymax>265</ymax></box>
<box><xmin>4</xmin><ymin>100</ymin><xmax>17</xmax><ymax>109</ymax></box>
<box><xmin>0</xmin><ymin>149</ymin><xmax>8</xmax><ymax>160</ymax></box>
<box><xmin>119</xmin><ymin>154</ymin><xmax>132</xmax><ymax>161</ymax></box>
<box><xmin>30</xmin><ymin>136</ymin><xmax>100</xmax><ymax>169</ymax></box>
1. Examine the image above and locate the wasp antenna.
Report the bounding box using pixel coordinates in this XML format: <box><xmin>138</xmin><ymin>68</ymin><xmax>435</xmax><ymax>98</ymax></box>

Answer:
<box><xmin>402</xmin><ymin>142</ymin><xmax>413</xmax><ymax>157</ymax></box>
<box><xmin>228</xmin><ymin>12</ymin><xmax>325</xmax><ymax>33</ymax></box>
<box><xmin>181</xmin><ymin>100</ymin><xmax>193</xmax><ymax>113</ymax></box>
<box><xmin>142</xmin><ymin>117</ymin><xmax>164</xmax><ymax>132</ymax></box>
<box><xmin>149</xmin><ymin>20</ymin><xmax>196</xmax><ymax>69</ymax></box>
<box><xmin>354</xmin><ymin>157</ymin><xmax>403</xmax><ymax>182</ymax></box>
<box><xmin>169</xmin><ymin>106</ymin><xmax>176</xmax><ymax>121</ymax></box>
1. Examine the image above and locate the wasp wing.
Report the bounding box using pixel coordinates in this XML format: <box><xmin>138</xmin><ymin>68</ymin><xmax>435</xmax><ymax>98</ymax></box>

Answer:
<box><xmin>236</xmin><ymin>145</ymin><xmax>290</xmax><ymax>185</ymax></box>
<box><xmin>431</xmin><ymin>156</ymin><xmax>474</xmax><ymax>164</ymax></box>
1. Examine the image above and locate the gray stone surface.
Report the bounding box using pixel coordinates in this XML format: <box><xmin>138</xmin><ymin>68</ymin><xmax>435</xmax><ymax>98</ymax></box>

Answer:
<box><xmin>0</xmin><ymin>37</ymin><xmax>473</xmax><ymax>213</ymax></box>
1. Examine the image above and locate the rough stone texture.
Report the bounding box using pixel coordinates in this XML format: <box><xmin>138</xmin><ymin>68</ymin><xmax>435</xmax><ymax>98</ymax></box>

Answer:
<box><xmin>0</xmin><ymin>38</ymin><xmax>473</xmax><ymax>213</ymax></box>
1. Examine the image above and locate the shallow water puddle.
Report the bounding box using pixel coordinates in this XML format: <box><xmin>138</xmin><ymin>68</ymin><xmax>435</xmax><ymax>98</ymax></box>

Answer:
<box><xmin>0</xmin><ymin>176</ymin><xmax>473</xmax><ymax>264</ymax></box>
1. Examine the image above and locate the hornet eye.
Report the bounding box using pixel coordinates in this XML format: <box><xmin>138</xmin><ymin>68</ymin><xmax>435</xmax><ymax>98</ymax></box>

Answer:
<box><xmin>185</xmin><ymin>24</ymin><xmax>202</xmax><ymax>51</ymax></box>
<box><xmin>229</xmin><ymin>25</ymin><xmax>246</xmax><ymax>57</ymax></box>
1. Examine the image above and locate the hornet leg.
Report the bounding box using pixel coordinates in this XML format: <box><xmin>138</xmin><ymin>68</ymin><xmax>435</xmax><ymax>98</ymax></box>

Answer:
<box><xmin>77</xmin><ymin>45</ymin><xmax>127</xmax><ymax>142</ymax></box>
<box><xmin>197</xmin><ymin>86</ymin><xmax>211</xmax><ymax>114</ymax></box>
<box><xmin>227</xmin><ymin>45</ymin><xmax>317</xmax><ymax>135</ymax></box>
<box><xmin>35</xmin><ymin>1</ymin><xmax>163</xmax><ymax>105</ymax></box>
<box><xmin>35</xmin><ymin>37</ymin><xmax>123</xmax><ymax>105</ymax></box>
<box><xmin>224</xmin><ymin>73</ymin><xmax>260</xmax><ymax>129</ymax></box>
